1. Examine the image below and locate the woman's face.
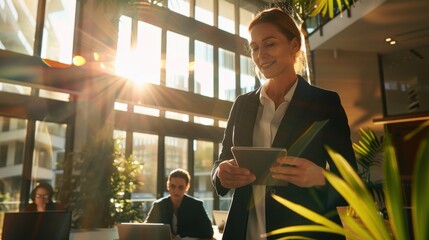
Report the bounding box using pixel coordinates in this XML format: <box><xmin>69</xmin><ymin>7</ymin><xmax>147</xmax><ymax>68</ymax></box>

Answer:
<box><xmin>249</xmin><ymin>22</ymin><xmax>299</xmax><ymax>79</ymax></box>
<box><xmin>34</xmin><ymin>187</ymin><xmax>50</xmax><ymax>208</ymax></box>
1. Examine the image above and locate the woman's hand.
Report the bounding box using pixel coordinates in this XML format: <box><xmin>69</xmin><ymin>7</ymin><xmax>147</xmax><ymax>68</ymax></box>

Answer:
<box><xmin>217</xmin><ymin>159</ymin><xmax>256</xmax><ymax>188</ymax></box>
<box><xmin>270</xmin><ymin>156</ymin><xmax>326</xmax><ymax>187</ymax></box>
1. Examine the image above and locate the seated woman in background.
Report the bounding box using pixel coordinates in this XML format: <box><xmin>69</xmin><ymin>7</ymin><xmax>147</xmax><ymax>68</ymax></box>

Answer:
<box><xmin>24</xmin><ymin>182</ymin><xmax>67</xmax><ymax>212</ymax></box>
<box><xmin>145</xmin><ymin>168</ymin><xmax>214</xmax><ymax>240</ymax></box>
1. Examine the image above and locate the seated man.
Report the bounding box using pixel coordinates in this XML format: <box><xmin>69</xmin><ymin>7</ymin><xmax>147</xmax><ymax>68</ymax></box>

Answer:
<box><xmin>145</xmin><ymin>169</ymin><xmax>214</xmax><ymax>239</ymax></box>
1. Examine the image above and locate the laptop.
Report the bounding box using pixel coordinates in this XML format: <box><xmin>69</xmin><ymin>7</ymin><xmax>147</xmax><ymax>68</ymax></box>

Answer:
<box><xmin>117</xmin><ymin>223</ymin><xmax>172</xmax><ymax>240</ymax></box>
<box><xmin>2</xmin><ymin>211</ymin><xmax>72</xmax><ymax>240</ymax></box>
<box><xmin>212</xmin><ymin>210</ymin><xmax>228</xmax><ymax>230</ymax></box>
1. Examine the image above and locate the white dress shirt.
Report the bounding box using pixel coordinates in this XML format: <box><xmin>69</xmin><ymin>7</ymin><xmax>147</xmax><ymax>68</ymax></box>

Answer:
<box><xmin>246</xmin><ymin>79</ymin><xmax>298</xmax><ymax>240</ymax></box>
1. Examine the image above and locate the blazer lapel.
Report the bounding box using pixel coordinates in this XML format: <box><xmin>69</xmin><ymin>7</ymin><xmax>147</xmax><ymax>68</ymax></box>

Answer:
<box><xmin>234</xmin><ymin>89</ymin><xmax>261</xmax><ymax>146</ymax></box>
<box><xmin>272</xmin><ymin>78</ymin><xmax>309</xmax><ymax>149</ymax></box>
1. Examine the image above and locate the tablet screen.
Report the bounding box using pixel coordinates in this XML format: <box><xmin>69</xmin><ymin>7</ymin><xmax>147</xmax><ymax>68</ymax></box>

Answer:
<box><xmin>231</xmin><ymin>146</ymin><xmax>288</xmax><ymax>186</ymax></box>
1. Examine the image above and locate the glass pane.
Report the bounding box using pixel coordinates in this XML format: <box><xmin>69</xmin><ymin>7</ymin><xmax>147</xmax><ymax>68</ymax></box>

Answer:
<box><xmin>0</xmin><ymin>0</ymin><xmax>37</xmax><ymax>55</ymax></box>
<box><xmin>240</xmin><ymin>55</ymin><xmax>257</xmax><ymax>94</ymax></box>
<box><xmin>41</xmin><ymin>0</ymin><xmax>77</xmax><ymax>64</ymax></box>
<box><xmin>0</xmin><ymin>82</ymin><xmax>31</xmax><ymax>95</ymax></box>
<box><xmin>218</xmin><ymin>0</ymin><xmax>235</xmax><ymax>34</ymax></box>
<box><xmin>195</xmin><ymin>0</ymin><xmax>214</xmax><ymax>26</ymax></box>
<box><xmin>165</xmin><ymin>111</ymin><xmax>189</xmax><ymax>122</ymax></box>
<box><xmin>219</xmin><ymin>48</ymin><xmax>236</xmax><ymax>101</ymax></box>
<box><xmin>382</xmin><ymin>45</ymin><xmax>429</xmax><ymax>115</ymax></box>
<box><xmin>31</xmin><ymin>121</ymin><xmax>67</xmax><ymax>204</ymax></box>
<box><xmin>239</xmin><ymin>7</ymin><xmax>254</xmax><ymax>40</ymax></box>
<box><xmin>116</xmin><ymin>16</ymin><xmax>133</xmax><ymax>78</ymax></box>
<box><xmin>194</xmin><ymin>40</ymin><xmax>214</xmax><ymax>97</ymax></box>
<box><xmin>114</xmin><ymin>102</ymin><xmax>128</xmax><ymax>112</ymax></box>
<box><xmin>219</xmin><ymin>191</ymin><xmax>233</xmax><ymax>210</ymax></box>
<box><xmin>39</xmin><ymin>89</ymin><xmax>70</xmax><ymax>102</ymax></box>
<box><xmin>166</xmin><ymin>31</ymin><xmax>189</xmax><ymax>91</ymax></box>
<box><xmin>168</xmin><ymin>0</ymin><xmax>190</xmax><ymax>17</ymax></box>
<box><xmin>193</xmin><ymin>140</ymin><xmax>214</xmax><ymax>221</ymax></box>
<box><xmin>0</xmin><ymin>117</ymin><xmax>27</xmax><ymax>211</ymax></box>
<box><xmin>164</xmin><ymin>136</ymin><xmax>188</xmax><ymax>185</ymax></box>
<box><xmin>133</xmin><ymin>132</ymin><xmax>158</xmax><ymax>217</ymax></box>
<box><xmin>194</xmin><ymin>116</ymin><xmax>214</xmax><ymax>126</ymax></box>
<box><xmin>218</xmin><ymin>120</ymin><xmax>227</xmax><ymax>128</ymax></box>
<box><xmin>134</xmin><ymin>105</ymin><xmax>160</xmax><ymax>117</ymax></box>
<box><xmin>218</xmin><ymin>142</ymin><xmax>232</xmax><ymax>210</ymax></box>
<box><xmin>136</xmin><ymin>21</ymin><xmax>162</xmax><ymax>85</ymax></box>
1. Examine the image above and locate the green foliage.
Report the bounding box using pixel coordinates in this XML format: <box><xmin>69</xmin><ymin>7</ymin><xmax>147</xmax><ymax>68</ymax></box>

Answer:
<box><xmin>277</xmin><ymin>0</ymin><xmax>351</xmax><ymax>20</ymax></box>
<box><xmin>266</xmin><ymin>121</ymin><xmax>429</xmax><ymax>240</ymax></box>
<box><xmin>108</xmin><ymin>138</ymin><xmax>144</xmax><ymax>226</ymax></box>
<box><xmin>352</xmin><ymin>128</ymin><xmax>383</xmax><ymax>183</ymax></box>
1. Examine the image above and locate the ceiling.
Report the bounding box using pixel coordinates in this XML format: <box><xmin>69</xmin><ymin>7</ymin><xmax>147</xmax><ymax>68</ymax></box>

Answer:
<box><xmin>312</xmin><ymin>0</ymin><xmax>429</xmax><ymax>56</ymax></box>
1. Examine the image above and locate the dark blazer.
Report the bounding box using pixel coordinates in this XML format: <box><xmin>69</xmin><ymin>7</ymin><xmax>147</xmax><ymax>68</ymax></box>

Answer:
<box><xmin>212</xmin><ymin>77</ymin><xmax>357</xmax><ymax>240</ymax></box>
<box><xmin>145</xmin><ymin>194</ymin><xmax>214</xmax><ymax>239</ymax></box>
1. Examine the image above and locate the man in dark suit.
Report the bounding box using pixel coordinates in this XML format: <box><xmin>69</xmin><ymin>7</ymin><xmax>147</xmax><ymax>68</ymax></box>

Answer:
<box><xmin>145</xmin><ymin>169</ymin><xmax>214</xmax><ymax>239</ymax></box>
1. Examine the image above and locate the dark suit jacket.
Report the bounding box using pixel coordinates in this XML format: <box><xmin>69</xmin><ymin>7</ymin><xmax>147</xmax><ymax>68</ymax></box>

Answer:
<box><xmin>145</xmin><ymin>194</ymin><xmax>214</xmax><ymax>239</ymax></box>
<box><xmin>212</xmin><ymin>77</ymin><xmax>357</xmax><ymax>240</ymax></box>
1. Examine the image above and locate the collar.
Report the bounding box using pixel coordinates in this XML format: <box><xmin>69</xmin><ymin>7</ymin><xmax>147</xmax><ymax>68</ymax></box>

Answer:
<box><xmin>259</xmin><ymin>78</ymin><xmax>298</xmax><ymax>106</ymax></box>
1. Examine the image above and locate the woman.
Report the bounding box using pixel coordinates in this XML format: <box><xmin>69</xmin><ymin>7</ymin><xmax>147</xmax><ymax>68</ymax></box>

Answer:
<box><xmin>211</xmin><ymin>7</ymin><xmax>357</xmax><ymax>240</ymax></box>
<box><xmin>24</xmin><ymin>182</ymin><xmax>66</xmax><ymax>212</ymax></box>
<box><xmin>145</xmin><ymin>169</ymin><xmax>214</xmax><ymax>239</ymax></box>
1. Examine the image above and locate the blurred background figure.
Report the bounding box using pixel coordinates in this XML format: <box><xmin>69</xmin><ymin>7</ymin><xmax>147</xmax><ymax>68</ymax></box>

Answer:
<box><xmin>24</xmin><ymin>182</ymin><xmax>67</xmax><ymax>212</ymax></box>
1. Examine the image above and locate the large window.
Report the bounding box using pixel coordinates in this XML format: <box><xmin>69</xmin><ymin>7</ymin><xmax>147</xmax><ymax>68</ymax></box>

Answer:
<box><xmin>31</xmin><ymin>121</ymin><xmax>67</xmax><ymax>198</ymax></box>
<box><xmin>0</xmin><ymin>1</ymin><xmax>38</xmax><ymax>55</ymax></box>
<box><xmin>0</xmin><ymin>117</ymin><xmax>25</xmax><ymax>211</ymax></box>
<box><xmin>219</xmin><ymin>48</ymin><xmax>236</xmax><ymax>101</ymax></box>
<box><xmin>0</xmin><ymin>0</ymin><xmax>76</xmax><ymax>63</ymax></box>
<box><xmin>136</xmin><ymin>21</ymin><xmax>162</xmax><ymax>85</ymax></box>
<box><xmin>116</xmin><ymin>16</ymin><xmax>133</xmax><ymax>79</ymax></box>
<box><xmin>382</xmin><ymin>45</ymin><xmax>429</xmax><ymax>116</ymax></box>
<box><xmin>240</xmin><ymin>55</ymin><xmax>257</xmax><ymax>94</ymax></box>
<box><xmin>166</xmin><ymin>31</ymin><xmax>189</xmax><ymax>91</ymax></box>
<box><xmin>41</xmin><ymin>0</ymin><xmax>77</xmax><ymax>63</ymax></box>
<box><xmin>194</xmin><ymin>40</ymin><xmax>214</xmax><ymax>97</ymax></box>
<box><xmin>239</xmin><ymin>7</ymin><xmax>254</xmax><ymax>40</ymax></box>
<box><xmin>193</xmin><ymin>140</ymin><xmax>214</xmax><ymax>219</ymax></box>
<box><xmin>218</xmin><ymin>0</ymin><xmax>235</xmax><ymax>34</ymax></box>
<box><xmin>168</xmin><ymin>0</ymin><xmax>190</xmax><ymax>17</ymax></box>
<box><xmin>133</xmin><ymin>132</ymin><xmax>159</xmax><ymax>215</ymax></box>
<box><xmin>165</xmin><ymin>136</ymin><xmax>188</xmax><ymax>180</ymax></box>
<box><xmin>195</xmin><ymin>0</ymin><xmax>214</xmax><ymax>26</ymax></box>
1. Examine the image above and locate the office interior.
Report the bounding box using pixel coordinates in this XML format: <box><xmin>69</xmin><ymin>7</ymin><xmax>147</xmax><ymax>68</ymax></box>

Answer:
<box><xmin>0</xmin><ymin>0</ymin><xmax>428</xmax><ymax>232</ymax></box>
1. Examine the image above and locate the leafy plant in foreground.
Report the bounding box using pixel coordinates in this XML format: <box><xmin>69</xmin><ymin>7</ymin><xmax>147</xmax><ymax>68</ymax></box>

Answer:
<box><xmin>265</xmin><ymin>123</ymin><xmax>429</xmax><ymax>240</ymax></box>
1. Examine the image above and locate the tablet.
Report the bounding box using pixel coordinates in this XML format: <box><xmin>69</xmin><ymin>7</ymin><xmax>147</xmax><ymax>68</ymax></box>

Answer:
<box><xmin>231</xmin><ymin>146</ymin><xmax>288</xmax><ymax>186</ymax></box>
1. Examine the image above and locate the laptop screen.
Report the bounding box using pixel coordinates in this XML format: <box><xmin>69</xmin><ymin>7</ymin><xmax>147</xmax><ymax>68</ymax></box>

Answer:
<box><xmin>117</xmin><ymin>223</ymin><xmax>172</xmax><ymax>240</ymax></box>
<box><xmin>2</xmin><ymin>211</ymin><xmax>72</xmax><ymax>240</ymax></box>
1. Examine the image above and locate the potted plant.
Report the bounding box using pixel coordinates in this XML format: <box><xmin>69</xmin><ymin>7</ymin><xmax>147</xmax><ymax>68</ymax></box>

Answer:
<box><xmin>108</xmin><ymin>138</ymin><xmax>144</xmax><ymax>226</ymax></box>
<box><xmin>264</xmin><ymin>121</ymin><xmax>429</xmax><ymax>240</ymax></box>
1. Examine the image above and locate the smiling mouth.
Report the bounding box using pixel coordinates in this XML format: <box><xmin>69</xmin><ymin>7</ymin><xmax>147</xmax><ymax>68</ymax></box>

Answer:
<box><xmin>260</xmin><ymin>61</ymin><xmax>275</xmax><ymax>69</ymax></box>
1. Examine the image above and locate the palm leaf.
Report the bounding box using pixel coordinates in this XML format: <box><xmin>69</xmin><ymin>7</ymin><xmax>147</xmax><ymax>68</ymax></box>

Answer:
<box><xmin>412</xmin><ymin>125</ymin><xmax>429</xmax><ymax>240</ymax></box>
<box><xmin>340</xmin><ymin>214</ymin><xmax>373</xmax><ymax>240</ymax></box>
<box><xmin>352</xmin><ymin>128</ymin><xmax>383</xmax><ymax>182</ymax></box>
<box><xmin>383</xmin><ymin>134</ymin><xmax>407</xmax><ymax>240</ymax></box>
<box><xmin>324</xmin><ymin>171</ymin><xmax>391</xmax><ymax>240</ymax></box>
<box><xmin>309</xmin><ymin>0</ymin><xmax>351</xmax><ymax>18</ymax></box>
